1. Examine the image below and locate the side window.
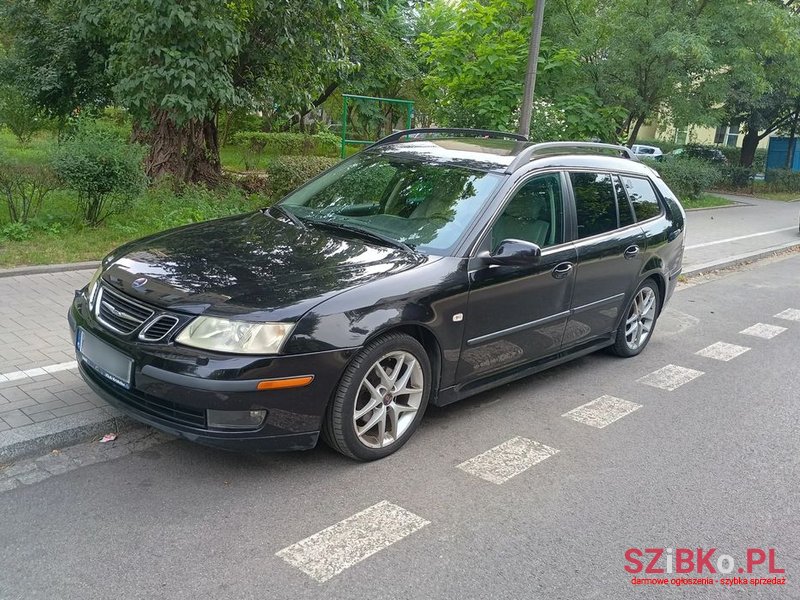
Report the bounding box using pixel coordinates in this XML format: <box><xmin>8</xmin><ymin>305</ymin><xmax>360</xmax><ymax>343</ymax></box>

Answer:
<box><xmin>491</xmin><ymin>173</ymin><xmax>564</xmax><ymax>249</ymax></box>
<box><xmin>620</xmin><ymin>176</ymin><xmax>662</xmax><ymax>221</ymax></box>
<box><xmin>570</xmin><ymin>172</ymin><xmax>617</xmax><ymax>239</ymax></box>
<box><xmin>614</xmin><ymin>175</ymin><xmax>635</xmax><ymax>227</ymax></box>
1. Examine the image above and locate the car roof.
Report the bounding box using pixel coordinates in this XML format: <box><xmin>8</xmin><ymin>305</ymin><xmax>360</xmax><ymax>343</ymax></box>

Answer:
<box><xmin>368</xmin><ymin>137</ymin><xmax>655</xmax><ymax>177</ymax></box>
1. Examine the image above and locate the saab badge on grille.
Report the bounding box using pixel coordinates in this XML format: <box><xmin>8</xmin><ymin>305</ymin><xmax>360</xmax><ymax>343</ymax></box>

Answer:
<box><xmin>131</xmin><ymin>277</ymin><xmax>148</xmax><ymax>289</ymax></box>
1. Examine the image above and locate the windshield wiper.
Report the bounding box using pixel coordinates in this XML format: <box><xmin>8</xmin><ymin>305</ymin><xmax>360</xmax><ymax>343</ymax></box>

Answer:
<box><xmin>266</xmin><ymin>204</ymin><xmax>306</xmax><ymax>229</ymax></box>
<box><xmin>304</xmin><ymin>219</ymin><xmax>416</xmax><ymax>253</ymax></box>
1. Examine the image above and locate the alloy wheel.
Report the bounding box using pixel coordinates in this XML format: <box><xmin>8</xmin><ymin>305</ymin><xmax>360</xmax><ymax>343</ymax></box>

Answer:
<box><xmin>624</xmin><ymin>287</ymin><xmax>657</xmax><ymax>351</ymax></box>
<box><xmin>353</xmin><ymin>350</ymin><xmax>424</xmax><ymax>449</ymax></box>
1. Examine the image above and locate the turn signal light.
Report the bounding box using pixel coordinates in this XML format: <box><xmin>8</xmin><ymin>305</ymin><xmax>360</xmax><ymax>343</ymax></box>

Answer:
<box><xmin>257</xmin><ymin>376</ymin><xmax>314</xmax><ymax>390</ymax></box>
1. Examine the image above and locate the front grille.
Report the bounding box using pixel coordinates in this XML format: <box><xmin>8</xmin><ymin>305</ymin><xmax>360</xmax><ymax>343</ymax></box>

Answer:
<box><xmin>96</xmin><ymin>286</ymin><xmax>155</xmax><ymax>334</ymax></box>
<box><xmin>83</xmin><ymin>363</ymin><xmax>207</xmax><ymax>429</ymax></box>
<box><xmin>139</xmin><ymin>315</ymin><xmax>180</xmax><ymax>341</ymax></box>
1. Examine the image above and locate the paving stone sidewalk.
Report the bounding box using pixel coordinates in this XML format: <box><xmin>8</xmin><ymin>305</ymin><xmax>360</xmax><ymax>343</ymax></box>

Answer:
<box><xmin>0</xmin><ymin>269</ymin><xmax>137</xmax><ymax>461</ymax></box>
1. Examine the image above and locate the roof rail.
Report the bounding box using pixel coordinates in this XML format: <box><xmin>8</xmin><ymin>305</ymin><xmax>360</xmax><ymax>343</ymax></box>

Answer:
<box><xmin>369</xmin><ymin>128</ymin><xmax>528</xmax><ymax>149</ymax></box>
<box><xmin>505</xmin><ymin>142</ymin><xmax>638</xmax><ymax>173</ymax></box>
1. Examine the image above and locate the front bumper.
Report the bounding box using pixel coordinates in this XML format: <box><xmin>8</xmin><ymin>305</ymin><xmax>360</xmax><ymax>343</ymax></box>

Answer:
<box><xmin>69</xmin><ymin>292</ymin><xmax>356</xmax><ymax>452</ymax></box>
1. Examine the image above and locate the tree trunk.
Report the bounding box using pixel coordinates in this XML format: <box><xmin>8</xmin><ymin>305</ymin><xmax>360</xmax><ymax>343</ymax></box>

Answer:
<box><xmin>145</xmin><ymin>109</ymin><xmax>222</xmax><ymax>186</ymax></box>
<box><xmin>784</xmin><ymin>103</ymin><xmax>800</xmax><ymax>170</ymax></box>
<box><xmin>739</xmin><ymin>126</ymin><xmax>760</xmax><ymax>168</ymax></box>
<box><xmin>626</xmin><ymin>114</ymin><xmax>646</xmax><ymax>147</ymax></box>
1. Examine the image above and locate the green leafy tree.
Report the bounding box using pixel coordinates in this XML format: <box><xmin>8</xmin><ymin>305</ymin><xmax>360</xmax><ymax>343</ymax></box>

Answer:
<box><xmin>416</xmin><ymin>0</ymin><xmax>625</xmax><ymax>140</ymax></box>
<box><xmin>548</xmin><ymin>0</ymin><xmax>718</xmax><ymax>146</ymax></box>
<box><xmin>88</xmin><ymin>0</ymin><xmax>242</xmax><ymax>185</ymax></box>
<box><xmin>0</xmin><ymin>0</ymin><xmax>112</xmax><ymax>130</ymax></box>
<box><xmin>703</xmin><ymin>0</ymin><xmax>800</xmax><ymax>166</ymax></box>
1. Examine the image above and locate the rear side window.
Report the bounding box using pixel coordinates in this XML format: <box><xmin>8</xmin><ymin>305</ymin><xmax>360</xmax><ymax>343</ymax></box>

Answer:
<box><xmin>614</xmin><ymin>175</ymin><xmax>635</xmax><ymax>227</ymax></box>
<box><xmin>619</xmin><ymin>176</ymin><xmax>662</xmax><ymax>221</ymax></box>
<box><xmin>570</xmin><ymin>172</ymin><xmax>617</xmax><ymax>239</ymax></box>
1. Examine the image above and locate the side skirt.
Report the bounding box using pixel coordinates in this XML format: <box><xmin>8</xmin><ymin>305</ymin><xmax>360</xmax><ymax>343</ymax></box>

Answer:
<box><xmin>432</xmin><ymin>336</ymin><xmax>614</xmax><ymax>407</ymax></box>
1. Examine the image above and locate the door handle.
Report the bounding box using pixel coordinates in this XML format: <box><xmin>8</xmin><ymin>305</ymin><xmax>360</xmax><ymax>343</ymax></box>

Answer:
<box><xmin>624</xmin><ymin>245</ymin><xmax>640</xmax><ymax>259</ymax></box>
<box><xmin>552</xmin><ymin>262</ymin><xmax>574</xmax><ymax>279</ymax></box>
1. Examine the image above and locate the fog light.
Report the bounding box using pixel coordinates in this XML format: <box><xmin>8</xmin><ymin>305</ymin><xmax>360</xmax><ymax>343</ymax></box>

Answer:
<box><xmin>207</xmin><ymin>409</ymin><xmax>267</xmax><ymax>430</ymax></box>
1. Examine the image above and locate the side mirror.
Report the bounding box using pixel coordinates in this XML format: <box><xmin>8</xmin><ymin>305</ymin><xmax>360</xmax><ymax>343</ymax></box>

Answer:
<box><xmin>488</xmin><ymin>239</ymin><xmax>542</xmax><ymax>267</ymax></box>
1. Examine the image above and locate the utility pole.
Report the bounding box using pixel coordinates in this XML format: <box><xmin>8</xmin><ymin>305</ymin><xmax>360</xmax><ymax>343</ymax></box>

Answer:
<box><xmin>517</xmin><ymin>0</ymin><xmax>546</xmax><ymax>138</ymax></box>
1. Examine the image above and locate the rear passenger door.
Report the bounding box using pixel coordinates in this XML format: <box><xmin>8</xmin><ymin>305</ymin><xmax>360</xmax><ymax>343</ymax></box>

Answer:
<box><xmin>563</xmin><ymin>171</ymin><xmax>646</xmax><ymax>348</ymax></box>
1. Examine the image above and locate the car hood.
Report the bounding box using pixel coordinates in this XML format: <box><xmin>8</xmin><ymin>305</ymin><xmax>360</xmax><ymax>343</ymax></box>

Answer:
<box><xmin>101</xmin><ymin>211</ymin><xmax>428</xmax><ymax>321</ymax></box>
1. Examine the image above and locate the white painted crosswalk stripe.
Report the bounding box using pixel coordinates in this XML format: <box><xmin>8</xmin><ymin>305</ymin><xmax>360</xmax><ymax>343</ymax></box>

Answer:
<box><xmin>562</xmin><ymin>395</ymin><xmax>642</xmax><ymax>429</ymax></box>
<box><xmin>275</xmin><ymin>500</ymin><xmax>429</xmax><ymax>583</ymax></box>
<box><xmin>457</xmin><ymin>436</ymin><xmax>559</xmax><ymax>485</ymax></box>
<box><xmin>774</xmin><ymin>308</ymin><xmax>800</xmax><ymax>322</ymax></box>
<box><xmin>637</xmin><ymin>364</ymin><xmax>704</xmax><ymax>391</ymax></box>
<box><xmin>696</xmin><ymin>342</ymin><xmax>751</xmax><ymax>362</ymax></box>
<box><xmin>739</xmin><ymin>323</ymin><xmax>787</xmax><ymax>339</ymax></box>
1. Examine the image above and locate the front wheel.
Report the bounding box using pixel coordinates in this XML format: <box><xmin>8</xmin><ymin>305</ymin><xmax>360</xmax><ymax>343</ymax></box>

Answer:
<box><xmin>610</xmin><ymin>279</ymin><xmax>660</xmax><ymax>357</ymax></box>
<box><xmin>322</xmin><ymin>333</ymin><xmax>431</xmax><ymax>461</ymax></box>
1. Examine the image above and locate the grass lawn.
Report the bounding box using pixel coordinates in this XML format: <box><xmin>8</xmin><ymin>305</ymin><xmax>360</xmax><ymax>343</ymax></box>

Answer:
<box><xmin>680</xmin><ymin>193</ymin><xmax>736</xmax><ymax>210</ymax></box>
<box><xmin>754</xmin><ymin>191</ymin><xmax>800</xmax><ymax>202</ymax></box>
<box><xmin>1</xmin><ymin>128</ymin><xmax>272</xmax><ymax>267</ymax></box>
<box><xmin>0</xmin><ymin>184</ymin><xmax>268</xmax><ymax>267</ymax></box>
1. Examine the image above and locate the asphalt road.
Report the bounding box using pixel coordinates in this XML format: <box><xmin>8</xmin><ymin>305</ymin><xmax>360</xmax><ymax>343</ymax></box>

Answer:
<box><xmin>1</xmin><ymin>254</ymin><xmax>799</xmax><ymax>600</ymax></box>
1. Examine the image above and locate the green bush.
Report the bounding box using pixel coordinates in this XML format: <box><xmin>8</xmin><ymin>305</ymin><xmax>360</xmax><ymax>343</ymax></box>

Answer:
<box><xmin>0</xmin><ymin>158</ymin><xmax>57</xmax><ymax>223</ymax></box>
<box><xmin>763</xmin><ymin>169</ymin><xmax>800</xmax><ymax>193</ymax></box>
<box><xmin>0</xmin><ymin>86</ymin><xmax>49</xmax><ymax>144</ymax></box>
<box><xmin>51</xmin><ymin>120</ymin><xmax>147</xmax><ymax>226</ymax></box>
<box><xmin>652</xmin><ymin>157</ymin><xmax>721</xmax><ymax>201</ymax></box>
<box><xmin>267</xmin><ymin>156</ymin><xmax>339</xmax><ymax>199</ymax></box>
<box><xmin>0</xmin><ymin>221</ymin><xmax>32</xmax><ymax>241</ymax></box>
<box><xmin>718</xmin><ymin>164</ymin><xmax>755</xmax><ymax>191</ymax></box>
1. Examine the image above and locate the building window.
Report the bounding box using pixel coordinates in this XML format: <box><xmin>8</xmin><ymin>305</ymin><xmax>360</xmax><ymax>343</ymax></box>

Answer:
<box><xmin>674</xmin><ymin>127</ymin><xmax>689</xmax><ymax>145</ymax></box>
<box><xmin>726</xmin><ymin>124</ymin><xmax>740</xmax><ymax>147</ymax></box>
<box><xmin>714</xmin><ymin>126</ymin><xmax>726</xmax><ymax>145</ymax></box>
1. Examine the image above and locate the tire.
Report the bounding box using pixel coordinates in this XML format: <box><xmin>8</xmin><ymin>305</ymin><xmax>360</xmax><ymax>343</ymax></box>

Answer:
<box><xmin>609</xmin><ymin>279</ymin><xmax>661</xmax><ymax>357</ymax></box>
<box><xmin>322</xmin><ymin>332</ymin><xmax>432</xmax><ymax>461</ymax></box>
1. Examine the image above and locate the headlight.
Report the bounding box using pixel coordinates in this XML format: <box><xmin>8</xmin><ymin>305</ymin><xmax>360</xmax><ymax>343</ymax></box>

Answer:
<box><xmin>175</xmin><ymin>316</ymin><xmax>294</xmax><ymax>355</ymax></box>
<box><xmin>86</xmin><ymin>266</ymin><xmax>103</xmax><ymax>309</ymax></box>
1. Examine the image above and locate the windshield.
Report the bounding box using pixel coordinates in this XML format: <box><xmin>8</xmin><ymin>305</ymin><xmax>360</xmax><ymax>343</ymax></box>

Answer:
<box><xmin>280</xmin><ymin>153</ymin><xmax>503</xmax><ymax>254</ymax></box>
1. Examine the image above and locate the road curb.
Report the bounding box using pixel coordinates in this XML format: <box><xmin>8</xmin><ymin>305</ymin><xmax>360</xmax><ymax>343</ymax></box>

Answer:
<box><xmin>0</xmin><ymin>261</ymin><xmax>100</xmax><ymax>278</ymax></box>
<box><xmin>683</xmin><ymin>240</ymin><xmax>800</xmax><ymax>277</ymax></box>
<box><xmin>0</xmin><ymin>408</ymin><xmax>143</xmax><ymax>464</ymax></box>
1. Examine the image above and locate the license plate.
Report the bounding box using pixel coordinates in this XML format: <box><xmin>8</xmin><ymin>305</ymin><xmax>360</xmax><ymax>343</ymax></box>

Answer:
<box><xmin>76</xmin><ymin>328</ymin><xmax>133</xmax><ymax>389</ymax></box>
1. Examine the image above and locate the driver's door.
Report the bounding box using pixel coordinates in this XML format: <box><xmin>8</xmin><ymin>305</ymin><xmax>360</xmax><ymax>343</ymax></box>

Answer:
<box><xmin>457</xmin><ymin>172</ymin><xmax>577</xmax><ymax>382</ymax></box>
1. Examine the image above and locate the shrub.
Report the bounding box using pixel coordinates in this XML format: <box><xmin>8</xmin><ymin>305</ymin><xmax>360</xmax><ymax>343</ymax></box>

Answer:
<box><xmin>652</xmin><ymin>157</ymin><xmax>721</xmax><ymax>201</ymax></box>
<box><xmin>0</xmin><ymin>159</ymin><xmax>57</xmax><ymax>223</ymax></box>
<box><xmin>0</xmin><ymin>221</ymin><xmax>32</xmax><ymax>241</ymax></box>
<box><xmin>51</xmin><ymin>120</ymin><xmax>147</xmax><ymax>226</ymax></box>
<box><xmin>718</xmin><ymin>164</ymin><xmax>755</xmax><ymax>191</ymax></box>
<box><xmin>763</xmin><ymin>169</ymin><xmax>800</xmax><ymax>193</ymax></box>
<box><xmin>266</xmin><ymin>156</ymin><xmax>339</xmax><ymax>199</ymax></box>
<box><xmin>0</xmin><ymin>86</ymin><xmax>49</xmax><ymax>144</ymax></box>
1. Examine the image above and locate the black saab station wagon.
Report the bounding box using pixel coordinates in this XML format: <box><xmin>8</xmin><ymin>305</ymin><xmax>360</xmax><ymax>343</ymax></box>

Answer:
<box><xmin>69</xmin><ymin>129</ymin><xmax>685</xmax><ymax>461</ymax></box>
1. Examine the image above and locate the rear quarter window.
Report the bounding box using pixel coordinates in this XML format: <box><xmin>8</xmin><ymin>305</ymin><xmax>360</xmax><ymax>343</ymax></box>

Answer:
<box><xmin>619</xmin><ymin>176</ymin><xmax>662</xmax><ymax>221</ymax></box>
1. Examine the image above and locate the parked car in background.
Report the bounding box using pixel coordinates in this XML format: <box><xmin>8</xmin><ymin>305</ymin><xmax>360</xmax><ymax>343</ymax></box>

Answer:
<box><xmin>69</xmin><ymin>129</ymin><xmax>686</xmax><ymax>461</ymax></box>
<box><xmin>631</xmin><ymin>144</ymin><xmax>664</xmax><ymax>161</ymax></box>
<box><xmin>671</xmin><ymin>145</ymin><xmax>728</xmax><ymax>164</ymax></box>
